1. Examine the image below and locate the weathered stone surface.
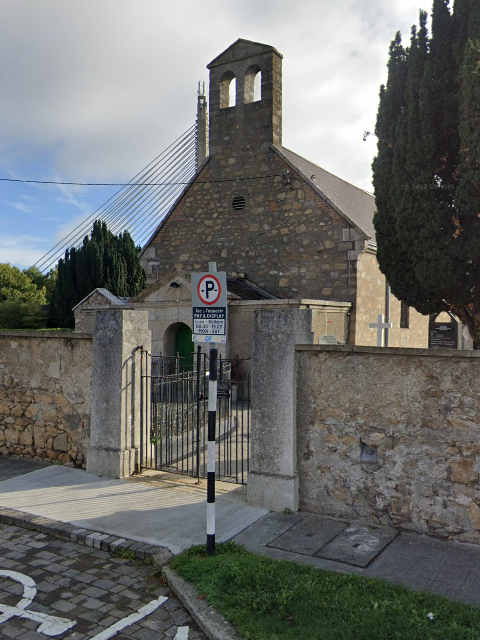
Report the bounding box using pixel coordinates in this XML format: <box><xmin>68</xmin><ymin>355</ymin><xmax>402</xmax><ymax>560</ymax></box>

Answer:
<box><xmin>33</xmin><ymin>427</ymin><xmax>46</xmax><ymax>448</ymax></box>
<box><xmin>41</xmin><ymin>404</ymin><xmax>58</xmax><ymax>424</ymax></box>
<box><xmin>0</xmin><ymin>333</ymin><xmax>92</xmax><ymax>464</ymax></box>
<box><xmin>19</xmin><ymin>430</ymin><xmax>33</xmax><ymax>446</ymax></box>
<box><xmin>469</xmin><ymin>503</ymin><xmax>480</xmax><ymax>531</ymax></box>
<box><xmin>24</xmin><ymin>404</ymin><xmax>40</xmax><ymax>419</ymax></box>
<box><xmin>450</xmin><ymin>459</ymin><xmax>478</xmax><ymax>485</ymax></box>
<box><xmin>297</xmin><ymin>346</ymin><xmax>480</xmax><ymax>544</ymax></box>
<box><xmin>53</xmin><ymin>432</ymin><xmax>68</xmax><ymax>452</ymax></box>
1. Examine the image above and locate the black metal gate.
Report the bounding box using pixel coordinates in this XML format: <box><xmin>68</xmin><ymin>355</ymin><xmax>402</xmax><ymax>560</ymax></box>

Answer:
<box><xmin>140</xmin><ymin>347</ymin><xmax>250</xmax><ymax>484</ymax></box>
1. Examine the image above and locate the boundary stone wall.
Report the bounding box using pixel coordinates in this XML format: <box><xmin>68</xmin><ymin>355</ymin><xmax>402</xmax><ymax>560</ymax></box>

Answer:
<box><xmin>296</xmin><ymin>345</ymin><xmax>480</xmax><ymax>543</ymax></box>
<box><xmin>0</xmin><ymin>332</ymin><xmax>92</xmax><ymax>467</ymax></box>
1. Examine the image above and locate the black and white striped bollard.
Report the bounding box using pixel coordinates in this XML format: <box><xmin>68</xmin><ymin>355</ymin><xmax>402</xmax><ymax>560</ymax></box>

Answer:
<box><xmin>207</xmin><ymin>347</ymin><xmax>218</xmax><ymax>555</ymax></box>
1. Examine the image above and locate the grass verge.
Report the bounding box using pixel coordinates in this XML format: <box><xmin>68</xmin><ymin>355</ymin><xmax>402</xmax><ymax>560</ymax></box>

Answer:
<box><xmin>171</xmin><ymin>542</ymin><xmax>480</xmax><ymax>640</ymax></box>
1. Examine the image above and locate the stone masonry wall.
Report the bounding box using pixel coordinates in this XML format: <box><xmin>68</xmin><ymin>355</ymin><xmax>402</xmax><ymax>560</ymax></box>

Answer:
<box><xmin>297</xmin><ymin>345</ymin><xmax>480</xmax><ymax>543</ymax></box>
<box><xmin>0</xmin><ymin>332</ymin><xmax>92</xmax><ymax>467</ymax></box>
<box><xmin>142</xmin><ymin>150</ymin><xmax>356</xmax><ymax>303</ymax></box>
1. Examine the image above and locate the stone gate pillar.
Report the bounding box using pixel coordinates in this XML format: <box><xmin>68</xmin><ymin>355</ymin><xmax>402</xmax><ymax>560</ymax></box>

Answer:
<box><xmin>247</xmin><ymin>308</ymin><xmax>313</xmax><ymax>511</ymax></box>
<box><xmin>87</xmin><ymin>308</ymin><xmax>151</xmax><ymax>478</ymax></box>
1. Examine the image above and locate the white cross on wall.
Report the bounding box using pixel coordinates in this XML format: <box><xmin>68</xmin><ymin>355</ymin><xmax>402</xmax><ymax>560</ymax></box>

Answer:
<box><xmin>369</xmin><ymin>314</ymin><xmax>393</xmax><ymax>347</ymax></box>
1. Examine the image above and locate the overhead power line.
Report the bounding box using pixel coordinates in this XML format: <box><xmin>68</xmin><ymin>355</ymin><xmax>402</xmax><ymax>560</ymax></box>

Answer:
<box><xmin>31</xmin><ymin>121</ymin><xmax>285</xmax><ymax>273</ymax></box>
<box><xmin>2</xmin><ymin>173</ymin><xmax>278</xmax><ymax>187</ymax></box>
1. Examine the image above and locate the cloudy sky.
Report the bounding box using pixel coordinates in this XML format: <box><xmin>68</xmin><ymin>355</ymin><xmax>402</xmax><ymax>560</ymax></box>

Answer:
<box><xmin>1</xmin><ymin>0</ymin><xmax>432</xmax><ymax>269</ymax></box>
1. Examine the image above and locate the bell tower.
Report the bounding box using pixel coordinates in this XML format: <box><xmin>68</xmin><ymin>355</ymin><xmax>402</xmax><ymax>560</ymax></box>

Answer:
<box><xmin>207</xmin><ymin>39</ymin><xmax>283</xmax><ymax>157</ymax></box>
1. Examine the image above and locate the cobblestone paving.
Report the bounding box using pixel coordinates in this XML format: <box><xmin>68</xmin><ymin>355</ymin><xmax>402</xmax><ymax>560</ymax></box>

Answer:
<box><xmin>0</xmin><ymin>523</ymin><xmax>207</xmax><ymax>639</ymax></box>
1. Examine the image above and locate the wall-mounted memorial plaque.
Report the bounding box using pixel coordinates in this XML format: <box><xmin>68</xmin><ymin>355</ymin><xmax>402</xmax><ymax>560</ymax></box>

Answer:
<box><xmin>429</xmin><ymin>322</ymin><xmax>458</xmax><ymax>349</ymax></box>
<box><xmin>319</xmin><ymin>334</ymin><xmax>338</xmax><ymax>345</ymax></box>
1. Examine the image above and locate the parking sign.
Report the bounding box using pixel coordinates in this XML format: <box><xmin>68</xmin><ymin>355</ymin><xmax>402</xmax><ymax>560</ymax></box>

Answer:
<box><xmin>191</xmin><ymin>270</ymin><xmax>227</xmax><ymax>343</ymax></box>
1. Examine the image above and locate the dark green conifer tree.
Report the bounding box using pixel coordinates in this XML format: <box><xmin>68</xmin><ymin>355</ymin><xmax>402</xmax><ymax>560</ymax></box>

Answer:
<box><xmin>373</xmin><ymin>0</ymin><xmax>480</xmax><ymax>346</ymax></box>
<box><xmin>49</xmin><ymin>221</ymin><xmax>146</xmax><ymax>328</ymax></box>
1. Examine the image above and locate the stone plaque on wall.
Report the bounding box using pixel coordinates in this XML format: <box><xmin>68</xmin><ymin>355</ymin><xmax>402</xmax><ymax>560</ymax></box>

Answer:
<box><xmin>319</xmin><ymin>334</ymin><xmax>338</xmax><ymax>345</ymax></box>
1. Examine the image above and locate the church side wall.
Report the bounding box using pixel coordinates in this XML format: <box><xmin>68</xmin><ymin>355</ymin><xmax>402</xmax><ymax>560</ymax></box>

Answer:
<box><xmin>0</xmin><ymin>333</ymin><xmax>92</xmax><ymax>467</ymax></box>
<box><xmin>354</xmin><ymin>251</ymin><xmax>428</xmax><ymax>348</ymax></box>
<box><xmin>297</xmin><ymin>345</ymin><xmax>480</xmax><ymax>543</ymax></box>
<box><xmin>142</xmin><ymin>153</ymin><xmax>355</xmax><ymax>304</ymax></box>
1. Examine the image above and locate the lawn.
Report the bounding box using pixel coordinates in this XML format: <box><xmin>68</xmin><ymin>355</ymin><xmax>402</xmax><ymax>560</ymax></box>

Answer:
<box><xmin>171</xmin><ymin>542</ymin><xmax>480</xmax><ymax>640</ymax></box>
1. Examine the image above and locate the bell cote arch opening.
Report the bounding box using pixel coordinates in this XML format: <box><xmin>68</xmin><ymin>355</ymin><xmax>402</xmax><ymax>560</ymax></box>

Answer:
<box><xmin>244</xmin><ymin>65</ymin><xmax>261</xmax><ymax>104</ymax></box>
<box><xmin>220</xmin><ymin>71</ymin><xmax>236</xmax><ymax>109</ymax></box>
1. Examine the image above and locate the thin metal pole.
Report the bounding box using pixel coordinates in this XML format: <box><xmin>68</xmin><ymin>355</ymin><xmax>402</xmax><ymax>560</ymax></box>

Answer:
<box><xmin>207</xmin><ymin>347</ymin><xmax>218</xmax><ymax>555</ymax></box>
<box><xmin>140</xmin><ymin>348</ymin><xmax>144</xmax><ymax>470</ymax></box>
<box><xmin>196</xmin><ymin>346</ymin><xmax>201</xmax><ymax>481</ymax></box>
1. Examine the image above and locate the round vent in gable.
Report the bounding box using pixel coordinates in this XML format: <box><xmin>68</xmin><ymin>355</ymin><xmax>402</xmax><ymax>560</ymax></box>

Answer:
<box><xmin>232</xmin><ymin>195</ymin><xmax>246</xmax><ymax>211</ymax></box>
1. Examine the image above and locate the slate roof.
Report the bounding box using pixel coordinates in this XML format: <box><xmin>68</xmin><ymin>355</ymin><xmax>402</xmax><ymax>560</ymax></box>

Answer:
<box><xmin>227</xmin><ymin>277</ymin><xmax>278</xmax><ymax>300</ymax></box>
<box><xmin>129</xmin><ymin>270</ymin><xmax>278</xmax><ymax>302</ymax></box>
<box><xmin>72</xmin><ymin>288</ymin><xmax>130</xmax><ymax>311</ymax></box>
<box><xmin>276</xmin><ymin>146</ymin><xmax>376</xmax><ymax>240</ymax></box>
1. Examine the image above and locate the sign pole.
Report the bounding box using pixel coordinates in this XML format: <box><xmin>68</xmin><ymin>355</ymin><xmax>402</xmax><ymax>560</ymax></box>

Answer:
<box><xmin>207</xmin><ymin>347</ymin><xmax>218</xmax><ymax>555</ymax></box>
<box><xmin>192</xmin><ymin>261</ymin><xmax>227</xmax><ymax>555</ymax></box>
<box><xmin>206</xmin><ymin>261</ymin><xmax>217</xmax><ymax>556</ymax></box>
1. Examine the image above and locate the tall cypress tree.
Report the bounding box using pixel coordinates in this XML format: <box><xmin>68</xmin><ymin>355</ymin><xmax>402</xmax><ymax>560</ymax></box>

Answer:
<box><xmin>372</xmin><ymin>33</ymin><xmax>409</xmax><ymax>303</ymax></box>
<box><xmin>49</xmin><ymin>221</ymin><xmax>146</xmax><ymax>328</ymax></box>
<box><xmin>373</xmin><ymin>0</ymin><xmax>480</xmax><ymax>346</ymax></box>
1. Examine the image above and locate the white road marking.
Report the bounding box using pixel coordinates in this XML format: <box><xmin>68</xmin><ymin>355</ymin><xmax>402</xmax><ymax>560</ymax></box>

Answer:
<box><xmin>0</xmin><ymin>570</ymin><xmax>76</xmax><ymax>636</ymax></box>
<box><xmin>0</xmin><ymin>569</ymin><xmax>191</xmax><ymax>639</ymax></box>
<box><xmin>88</xmin><ymin>596</ymin><xmax>168</xmax><ymax>640</ymax></box>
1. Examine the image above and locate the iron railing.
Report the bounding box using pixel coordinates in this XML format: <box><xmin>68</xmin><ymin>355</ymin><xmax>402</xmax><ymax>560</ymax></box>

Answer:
<box><xmin>140</xmin><ymin>348</ymin><xmax>250</xmax><ymax>484</ymax></box>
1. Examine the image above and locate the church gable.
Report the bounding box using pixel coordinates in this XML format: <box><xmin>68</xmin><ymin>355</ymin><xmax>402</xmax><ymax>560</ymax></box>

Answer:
<box><xmin>207</xmin><ymin>39</ymin><xmax>282</xmax><ymax>68</ymax></box>
<box><xmin>141</xmin><ymin>150</ymin><xmax>355</xmax><ymax>302</ymax></box>
<box><xmin>140</xmin><ymin>39</ymin><xmax>373</xmax><ymax>305</ymax></box>
<box><xmin>130</xmin><ymin>271</ymin><xmax>191</xmax><ymax>303</ymax></box>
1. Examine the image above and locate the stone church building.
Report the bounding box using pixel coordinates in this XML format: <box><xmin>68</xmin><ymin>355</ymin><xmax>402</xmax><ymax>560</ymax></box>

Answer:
<box><xmin>76</xmin><ymin>38</ymin><xmax>434</xmax><ymax>357</ymax></box>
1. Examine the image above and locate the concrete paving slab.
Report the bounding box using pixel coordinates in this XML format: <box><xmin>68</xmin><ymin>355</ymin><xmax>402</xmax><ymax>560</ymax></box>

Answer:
<box><xmin>317</xmin><ymin>522</ymin><xmax>398</xmax><ymax>567</ymax></box>
<box><xmin>0</xmin><ymin>466</ymin><xmax>268</xmax><ymax>554</ymax></box>
<box><xmin>366</xmin><ymin>533</ymin><xmax>480</xmax><ymax>606</ymax></box>
<box><xmin>269</xmin><ymin>514</ymin><xmax>347</xmax><ymax>555</ymax></box>
<box><xmin>234</xmin><ymin>511</ymin><xmax>305</xmax><ymax>550</ymax></box>
<box><xmin>0</xmin><ymin>455</ymin><xmax>49</xmax><ymax>481</ymax></box>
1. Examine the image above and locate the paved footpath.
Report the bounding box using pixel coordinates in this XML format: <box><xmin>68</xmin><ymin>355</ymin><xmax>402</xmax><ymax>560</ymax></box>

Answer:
<box><xmin>0</xmin><ymin>522</ymin><xmax>207</xmax><ymax>640</ymax></box>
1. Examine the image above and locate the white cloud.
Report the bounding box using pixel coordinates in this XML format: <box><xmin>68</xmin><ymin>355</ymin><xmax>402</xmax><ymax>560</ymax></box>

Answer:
<box><xmin>0</xmin><ymin>0</ymin><xmax>433</xmax><ymax>269</ymax></box>
<box><xmin>54</xmin><ymin>181</ymin><xmax>91</xmax><ymax>214</ymax></box>
<box><xmin>0</xmin><ymin>0</ymin><xmax>432</xmax><ymax>186</ymax></box>
<box><xmin>6</xmin><ymin>201</ymin><xmax>34</xmax><ymax>214</ymax></box>
<box><xmin>0</xmin><ymin>235</ymin><xmax>47</xmax><ymax>268</ymax></box>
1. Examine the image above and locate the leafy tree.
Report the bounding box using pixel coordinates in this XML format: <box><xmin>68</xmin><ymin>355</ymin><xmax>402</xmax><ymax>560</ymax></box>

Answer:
<box><xmin>0</xmin><ymin>263</ymin><xmax>47</xmax><ymax>304</ymax></box>
<box><xmin>49</xmin><ymin>221</ymin><xmax>146</xmax><ymax>328</ymax></box>
<box><xmin>373</xmin><ymin>0</ymin><xmax>480</xmax><ymax>347</ymax></box>
<box><xmin>23</xmin><ymin>266</ymin><xmax>57</xmax><ymax>303</ymax></box>
<box><xmin>0</xmin><ymin>302</ymin><xmax>48</xmax><ymax>330</ymax></box>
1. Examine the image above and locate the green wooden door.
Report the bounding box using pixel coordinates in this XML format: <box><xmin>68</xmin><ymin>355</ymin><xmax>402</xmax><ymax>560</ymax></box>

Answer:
<box><xmin>174</xmin><ymin>324</ymin><xmax>193</xmax><ymax>371</ymax></box>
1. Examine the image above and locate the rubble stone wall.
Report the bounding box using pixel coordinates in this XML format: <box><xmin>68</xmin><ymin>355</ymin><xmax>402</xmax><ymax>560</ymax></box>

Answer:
<box><xmin>0</xmin><ymin>332</ymin><xmax>92</xmax><ymax>467</ymax></box>
<box><xmin>141</xmin><ymin>150</ymin><xmax>357</xmax><ymax>305</ymax></box>
<box><xmin>297</xmin><ymin>345</ymin><xmax>480</xmax><ymax>543</ymax></box>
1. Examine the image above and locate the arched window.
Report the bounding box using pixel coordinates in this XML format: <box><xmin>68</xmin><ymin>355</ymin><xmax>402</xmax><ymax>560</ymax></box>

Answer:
<box><xmin>244</xmin><ymin>65</ymin><xmax>261</xmax><ymax>104</ymax></box>
<box><xmin>220</xmin><ymin>71</ymin><xmax>236</xmax><ymax>109</ymax></box>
